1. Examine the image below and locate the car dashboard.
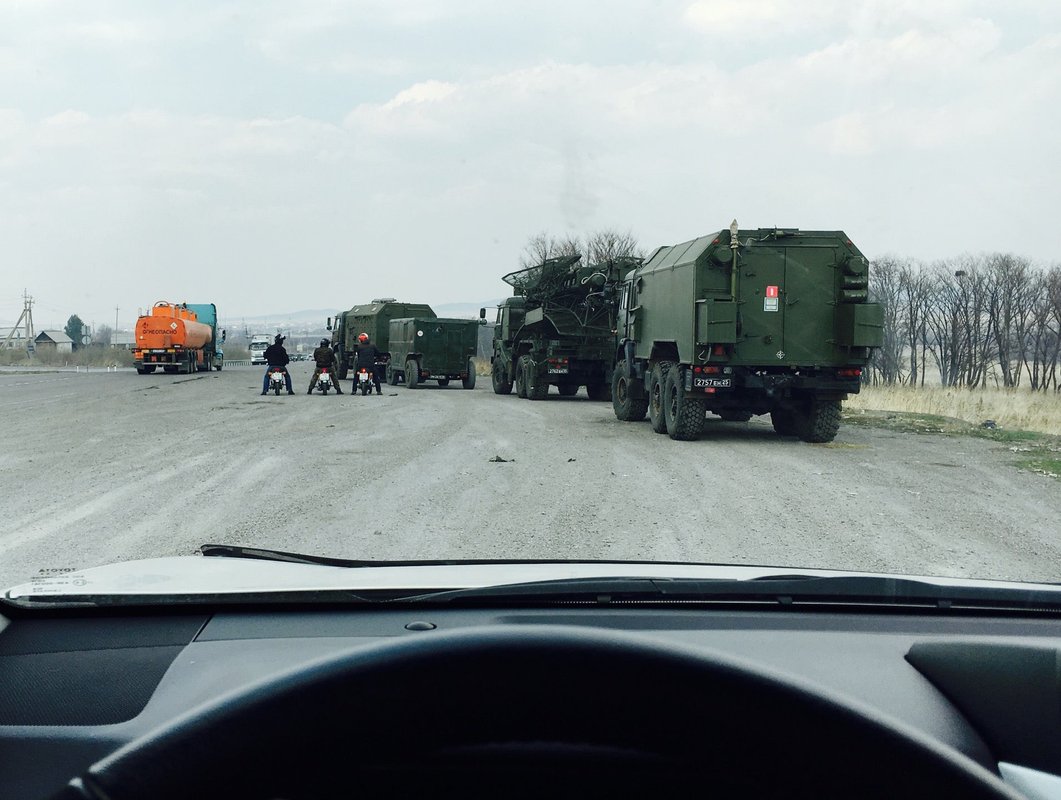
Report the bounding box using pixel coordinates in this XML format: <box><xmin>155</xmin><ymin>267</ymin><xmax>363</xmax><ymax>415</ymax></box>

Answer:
<box><xmin>2</xmin><ymin>603</ymin><xmax>1061</xmax><ymax>799</ymax></box>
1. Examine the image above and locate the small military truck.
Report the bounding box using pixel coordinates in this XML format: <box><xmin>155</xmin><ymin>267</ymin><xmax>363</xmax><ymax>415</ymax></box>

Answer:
<box><xmin>611</xmin><ymin>222</ymin><xmax>883</xmax><ymax>442</ymax></box>
<box><xmin>491</xmin><ymin>255</ymin><xmax>638</xmax><ymax>400</ymax></box>
<box><xmin>388</xmin><ymin>316</ymin><xmax>482</xmax><ymax>389</ymax></box>
<box><xmin>328</xmin><ymin>299</ymin><xmax>435</xmax><ymax>379</ymax></box>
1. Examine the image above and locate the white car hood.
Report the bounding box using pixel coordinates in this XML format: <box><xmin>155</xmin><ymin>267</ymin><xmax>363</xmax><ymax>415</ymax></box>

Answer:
<box><xmin>6</xmin><ymin>555</ymin><xmax>1059</xmax><ymax>600</ymax></box>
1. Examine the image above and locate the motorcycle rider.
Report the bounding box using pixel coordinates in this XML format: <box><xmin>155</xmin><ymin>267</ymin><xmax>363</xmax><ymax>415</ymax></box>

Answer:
<box><xmin>354</xmin><ymin>332</ymin><xmax>382</xmax><ymax>395</ymax></box>
<box><xmin>308</xmin><ymin>338</ymin><xmax>343</xmax><ymax>395</ymax></box>
<box><xmin>261</xmin><ymin>334</ymin><xmax>294</xmax><ymax>395</ymax></box>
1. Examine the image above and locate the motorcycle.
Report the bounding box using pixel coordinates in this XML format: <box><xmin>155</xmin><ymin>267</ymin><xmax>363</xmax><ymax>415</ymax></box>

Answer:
<box><xmin>268</xmin><ymin>368</ymin><xmax>287</xmax><ymax>396</ymax></box>
<box><xmin>316</xmin><ymin>368</ymin><xmax>333</xmax><ymax>395</ymax></box>
<box><xmin>356</xmin><ymin>367</ymin><xmax>373</xmax><ymax>396</ymax></box>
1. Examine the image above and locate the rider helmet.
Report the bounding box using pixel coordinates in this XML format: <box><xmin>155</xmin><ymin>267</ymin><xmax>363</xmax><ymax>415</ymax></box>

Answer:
<box><xmin>358</xmin><ymin>333</ymin><xmax>369</xmax><ymax>343</ymax></box>
<box><xmin>320</xmin><ymin>339</ymin><xmax>329</xmax><ymax>347</ymax></box>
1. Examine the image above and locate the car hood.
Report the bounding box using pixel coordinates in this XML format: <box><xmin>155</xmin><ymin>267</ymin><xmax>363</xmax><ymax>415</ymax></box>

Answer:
<box><xmin>6</xmin><ymin>556</ymin><xmax>1059</xmax><ymax>601</ymax></box>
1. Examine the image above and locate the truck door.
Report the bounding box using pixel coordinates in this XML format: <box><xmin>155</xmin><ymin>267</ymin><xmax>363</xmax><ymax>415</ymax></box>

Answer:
<box><xmin>782</xmin><ymin>247</ymin><xmax>836</xmax><ymax>364</ymax></box>
<box><xmin>736</xmin><ymin>247</ymin><xmax>786</xmax><ymax>363</ymax></box>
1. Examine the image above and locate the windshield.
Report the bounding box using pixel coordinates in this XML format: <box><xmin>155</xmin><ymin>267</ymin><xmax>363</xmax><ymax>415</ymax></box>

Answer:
<box><xmin>1</xmin><ymin>1</ymin><xmax>1059</xmax><ymax>597</ymax></box>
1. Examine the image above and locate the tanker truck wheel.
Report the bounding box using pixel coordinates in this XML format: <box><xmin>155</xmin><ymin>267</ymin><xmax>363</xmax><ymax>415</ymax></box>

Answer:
<box><xmin>491</xmin><ymin>361</ymin><xmax>512</xmax><ymax>395</ymax></box>
<box><xmin>163</xmin><ymin>366</ymin><xmax>178</xmax><ymax>374</ymax></box>
<box><xmin>793</xmin><ymin>399</ymin><xmax>842</xmax><ymax>443</ymax></box>
<box><xmin>136</xmin><ymin>365</ymin><xmax>156</xmax><ymax>375</ymax></box>
<box><xmin>612</xmin><ymin>360</ymin><xmax>647</xmax><ymax>422</ymax></box>
<box><xmin>663</xmin><ymin>366</ymin><xmax>705</xmax><ymax>441</ymax></box>
<box><xmin>648</xmin><ymin>361</ymin><xmax>674</xmax><ymax>434</ymax></box>
<box><xmin>514</xmin><ymin>356</ymin><xmax>529</xmax><ymax>398</ymax></box>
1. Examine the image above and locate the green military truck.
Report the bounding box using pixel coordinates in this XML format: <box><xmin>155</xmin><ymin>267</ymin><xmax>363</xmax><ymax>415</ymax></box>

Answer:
<box><xmin>491</xmin><ymin>255</ymin><xmax>639</xmax><ymax>400</ymax></box>
<box><xmin>611</xmin><ymin>222</ymin><xmax>883</xmax><ymax>442</ymax></box>
<box><xmin>327</xmin><ymin>299</ymin><xmax>435</xmax><ymax>379</ymax></box>
<box><xmin>388</xmin><ymin>316</ymin><xmax>482</xmax><ymax>389</ymax></box>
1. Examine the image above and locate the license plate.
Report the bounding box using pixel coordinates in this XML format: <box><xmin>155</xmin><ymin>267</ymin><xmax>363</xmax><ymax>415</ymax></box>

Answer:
<box><xmin>547</xmin><ymin>368</ymin><xmax>568</xmax><ymax>374</ymax></box>
<box><xmin>693</xmin><ymin>377</ymin><xmax>732</xmax><ymax>389</ymax></box>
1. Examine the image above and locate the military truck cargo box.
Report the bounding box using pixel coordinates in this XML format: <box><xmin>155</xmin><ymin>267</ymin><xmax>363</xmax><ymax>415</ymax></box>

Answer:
<box><xmin>612</xmin><ymin>223</ymin><xmax>883</xmax><ymax>443</ymax></box>
<box><xmin>388</xmin><ymin>317</ymin><xmax>481</xmax><ymax>389</ymax></box>
<box><xmin>491</xmin><ymin>255</ymin><xmax>638</xmax><ymax>401</ymax></box>
<box><xmin>328</xmin><ymin>300</ymin><xmax>435</xmax><ymax>379</ymax></box>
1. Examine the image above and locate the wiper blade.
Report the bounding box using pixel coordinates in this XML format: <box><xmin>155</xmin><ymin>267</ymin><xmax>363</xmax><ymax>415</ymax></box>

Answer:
<box><xmin>200</xmin><ymin>544</ymin><xmax>384</xmax><ymax>568</ymax></box>
<box><xmin>395</xmin><ymin>575</ymin><xmax>1061</xmax><ymax>611</ymax></box>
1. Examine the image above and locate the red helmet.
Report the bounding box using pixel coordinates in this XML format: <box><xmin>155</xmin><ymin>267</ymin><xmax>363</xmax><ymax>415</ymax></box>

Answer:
<box><xmin>358</xmin><ymin>333</ymin><xmax>369</xmax><ymax>343</ymax></box>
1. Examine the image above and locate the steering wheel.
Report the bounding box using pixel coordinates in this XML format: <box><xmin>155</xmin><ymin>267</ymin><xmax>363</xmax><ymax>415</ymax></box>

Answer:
<box><xmin>56</xmin><ymin>626</ymin><xmax>1020</xmax><ymax>799</ymax></box>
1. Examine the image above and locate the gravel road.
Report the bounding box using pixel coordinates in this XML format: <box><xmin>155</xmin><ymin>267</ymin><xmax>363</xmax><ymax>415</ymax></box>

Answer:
<box><xmin>1</xmin><ymin>365</ymin><xmax>1058</xmax><ymax>589</ymax></box>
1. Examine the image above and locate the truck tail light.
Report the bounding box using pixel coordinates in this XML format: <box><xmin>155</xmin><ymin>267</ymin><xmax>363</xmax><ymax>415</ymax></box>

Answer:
<box><xmin>837</xmin><ymin>368</ymin><xmax>862</xmax><ymax>378</ymax></box>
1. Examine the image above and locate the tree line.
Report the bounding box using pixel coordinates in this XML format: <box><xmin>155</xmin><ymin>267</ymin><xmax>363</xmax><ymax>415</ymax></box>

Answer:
<box><xmin>868</xmin><ymin>255</ymin><xmax>1061</xmax><ymax>392</ymax></box>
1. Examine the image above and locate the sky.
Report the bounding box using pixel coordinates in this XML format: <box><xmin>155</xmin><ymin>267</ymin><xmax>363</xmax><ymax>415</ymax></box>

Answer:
<box><xmin>2</xmin><ymin>0</ymin><xmax>1059</xmax><ymax>329</ymax></box>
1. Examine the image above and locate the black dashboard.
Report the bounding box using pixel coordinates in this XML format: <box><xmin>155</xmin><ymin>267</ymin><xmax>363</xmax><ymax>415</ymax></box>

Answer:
<box><xmin>2</xmin><ymin>604</ymin><xmax>1060</xmax><ymax>799</ymax></box>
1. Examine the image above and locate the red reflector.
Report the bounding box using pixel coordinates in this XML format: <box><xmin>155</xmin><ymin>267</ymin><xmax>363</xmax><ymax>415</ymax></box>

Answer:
<box><xmin>713</xmin><ymin>345</ymin><xmax>725</xmax><ymax>356</ymax></box>
<box><xmin>704</xmin><ymin>367</ymin><xmax>720</xmax><ymax>374</ymax></box>
<box><xmin>693</xmin><ymin>366</ymin><xmax>701</xmax><ymax>373</ymax></box>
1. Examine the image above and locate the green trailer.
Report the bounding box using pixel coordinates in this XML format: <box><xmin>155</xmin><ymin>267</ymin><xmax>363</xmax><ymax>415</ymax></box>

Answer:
<box><xmin>327</xmin><ymin>299</ymin><xmax>435</xmax><ymax>380</ymax></box>
<box><xmin>612</xmin><ymin>222</ymin><xmax>884</xmax><ymax>443</ymax></box>
<box><xmin>388</xmin><ymin>317</ymin><xmax>481</xmax><ymax>389</ymax></box>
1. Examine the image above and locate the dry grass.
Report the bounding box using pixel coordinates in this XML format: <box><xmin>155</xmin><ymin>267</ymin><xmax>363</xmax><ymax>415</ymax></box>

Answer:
<box><xmin>848</xmin><ymin>385</ymin><xmax>1061</xmax><ymax>436</ymax></box>
<box><xmin>473</xmin><ymin>356</ymin><xmax>492</xmax><ymax>377</ymax></box>
<box><xmin>0</xmin><ymin>348</ymin><xmax>134</xmax><ymax>368</ymax></box>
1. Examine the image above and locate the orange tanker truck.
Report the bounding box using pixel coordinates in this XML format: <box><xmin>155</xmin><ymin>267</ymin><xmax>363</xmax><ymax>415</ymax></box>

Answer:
<box><xmin>133</xmin><ymin>301</ymin><xmax>226</xmax><ymax>375</ymax></box>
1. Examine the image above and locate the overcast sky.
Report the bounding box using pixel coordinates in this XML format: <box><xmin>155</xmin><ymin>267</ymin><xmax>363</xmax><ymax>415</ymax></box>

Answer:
<box><xmin>2</xmin><ymin>0</ymin><xmax>1059</xmax><ymax>329</ymax></box>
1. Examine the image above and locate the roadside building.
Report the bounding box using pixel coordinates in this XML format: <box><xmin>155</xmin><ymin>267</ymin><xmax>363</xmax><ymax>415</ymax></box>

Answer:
<box><xmin>111</xmin><ymin>331</ymin><xmax>136</xmax><ymax>349</ymax></box>
<box><xmin>34</xmin><ymin>331</ymin><xmax>75</xmax><ymax>354</ymax></box>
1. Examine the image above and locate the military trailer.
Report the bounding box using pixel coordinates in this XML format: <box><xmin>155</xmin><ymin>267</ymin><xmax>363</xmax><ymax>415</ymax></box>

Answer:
<box><xmin>612</xmin><ymin>222</ymin><xmax>883</xmax><ymax>442</ymax></box>
<box><xmin>327</xmin><ymin>299</ymin><xmax>435</xmax><ymax>379</ymax></box>
<box><xmin>388</xmin><ymin>317</ymin><xmax>481</xmax><ymax>389</ymax></box>
<box><xmin>491</xmin><ymin>255</ymin><xmax>639</xmax><ymax>400</ymax></box>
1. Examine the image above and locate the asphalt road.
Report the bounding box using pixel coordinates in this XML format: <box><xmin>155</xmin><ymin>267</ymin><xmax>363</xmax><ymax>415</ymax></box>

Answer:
<box><xmin>1</xmin><ymin>364</ymin><xmax>1058</xmax><ymax>590</ymax></box>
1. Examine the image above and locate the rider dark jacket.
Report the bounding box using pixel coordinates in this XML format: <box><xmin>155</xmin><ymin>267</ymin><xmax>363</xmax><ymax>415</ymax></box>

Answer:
<box><xmin>313</xmin><ymin>345</ymin><xmax>336</xmax><ymax>369</ymax></box>
<box><xmin>264</xmin><ymin>343</ymin><xmax>289</xmax><ymax>367</ymax></box>
<box><xmin>355</xmin><ymin>343</ymin><xmax>379</xmax><ymax>369</ymax></box>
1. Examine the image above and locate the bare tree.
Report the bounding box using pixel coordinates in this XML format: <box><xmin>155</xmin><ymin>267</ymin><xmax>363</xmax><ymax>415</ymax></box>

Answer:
<box><xmin>585</xmin><ymin>229</ymin><xmax>642</xmax><ymax>264</ymax></box>
<box><xmin>868</xmin><ymin>257</ymin><xmax>905</xmax><ymax>385</ymax></box>
<box><xmin>519</xmin><ymin>232</ymin><xmax>583</xmax><ymax>268</ymax></box>
<box><xmin>92</xmin><ymin>324</ymin><xmax>113</xmax><ymax>347</ymax></box>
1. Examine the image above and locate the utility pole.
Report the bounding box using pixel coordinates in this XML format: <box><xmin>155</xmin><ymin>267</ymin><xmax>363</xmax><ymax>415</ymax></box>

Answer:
<box><xmin>114</xmin><ymin>305</ymin><xmax>119</xmax><ymax>337</ymax></box>
<box><xmin>3</xmin><ymin>290</ymin><xmax>35</xmax><ymax>352</ymax></box>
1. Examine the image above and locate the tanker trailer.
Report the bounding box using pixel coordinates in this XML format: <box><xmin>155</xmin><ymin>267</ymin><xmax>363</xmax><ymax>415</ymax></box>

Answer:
<box><xmin>133</xmin><ymin>301</ymin><xmax>213</xmax><ymax>375</ymax></box>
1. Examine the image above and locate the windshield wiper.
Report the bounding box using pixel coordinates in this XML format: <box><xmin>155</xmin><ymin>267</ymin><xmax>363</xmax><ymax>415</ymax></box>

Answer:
<box><xmin>394</xmin><ymin>575</ymin><xmax>1061</xmax><ymax>611</ymax></box>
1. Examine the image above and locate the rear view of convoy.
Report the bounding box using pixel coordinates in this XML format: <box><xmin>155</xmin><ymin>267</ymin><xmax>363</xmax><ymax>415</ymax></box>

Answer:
<box><xmin>130</xmin><ymin>221</ymin><xmax>882</xmax><ymax>444</ymax></box>
<box><xmin>491</xmin><ymin>221</ymin><xmax>883</xmax><ymax>443</ymax></box>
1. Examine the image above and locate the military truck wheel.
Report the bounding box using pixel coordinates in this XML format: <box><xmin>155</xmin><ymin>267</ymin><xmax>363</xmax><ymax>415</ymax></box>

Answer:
<box><xmin>386</xmin><ymin>365</ymin><xmax>397</xmax><ymax>386</ymax></box>
<box><xmin>406</xmin><ymin>360</ymin><xmax>420</xmax><ymax>389</ymax></box>
<box><xmin>491</xmin><ymin>361</ymin><xmax>512</xmax><ymax>395</ymax></box>
<box><xmin>719</xmin><ymin>410</ymin><xmax>753</xmax><ymax>423</ymax></box>
<box><xmin>771</xmin><ymin>410</ymin><xmax>797</xmax><ymax>437</ymax></box>
<box><xmin>515</xmin><ymin>356</ymin><xmax>530</xmax><ymax>398</ymax></box>
<box><xmin>527</xmin><ymin>364</ymin><xmax>549</xmax><ymax>400</ymax></box>
<box><xmin>586</xmin><ymin>383</ymin><xmax>609</xmax><ymax>401</ymax></box>
<box><xmin>337</xmin><ymin>363</ymin><xmax>349</xmax><ymax>380</ymax></box>
<box><xmin>648</xmin><ymin>361</ymin><xmax>674</xmax><ymax>434</ymax></box>
<box><xmin>463</xmin><ymin>362</ymin><xmax>476</xmax><ymax>390</ymax></box>
<box><xmin>557</xmin><ymin>384</ymin><xmax>579</xmax><ymax>397</ymax></box>
<box><xmin>794</xmin><ymin>399</ymin><xmax>842</xmax><ymax>443</ymax></box>
<box><xmin>612</xmin><ymin>361</ymin><xmax>648</xmax><ymax>422</ymax></box>
<box><xmin>437</xmin><ymin>379</ymin><xmax>450</xmax><ymax>387</ymax></box>
<box><xmin>663</xmin><ymin>366</ymin><xmax>704</xmax><ymax>441</ymax></box>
